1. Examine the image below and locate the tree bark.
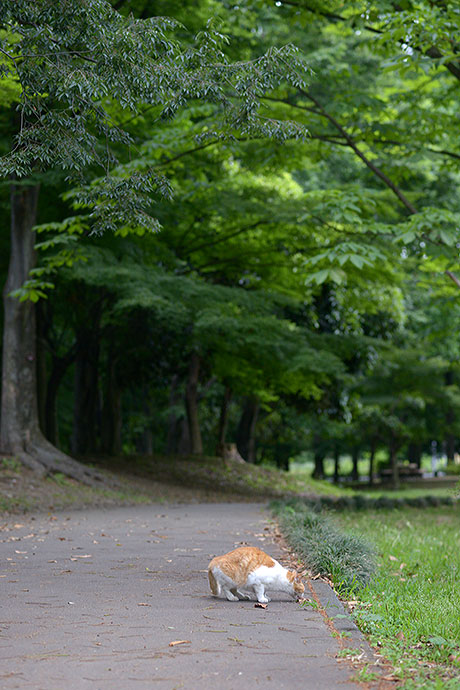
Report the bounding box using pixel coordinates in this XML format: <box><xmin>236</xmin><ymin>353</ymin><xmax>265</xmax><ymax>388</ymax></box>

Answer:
<box><xmin>44</xmin><ymin>347</ymin><xmax>76</xmax><ymax>445</ymax></box>
<box><xmin>407</xmin><ymin>442</ymin><xmax>422</xmax><ymax>468</ymax></box>
<box><xmin>71</xmin><ymin>307</ymin><xmax>101</xmax><ymax>456</ymax></box>
<box><xmin>333</xmin><ymin>445</ymin><xmax>340</xmax><ymax>483</ymax></box>
<box><xmin>216</xmin><ymin>386</ymin><xmax>232</xmax><ymax>457</ymax></box>
<box><xmin>100</xmin><ymin>348</ymin><xmax>122</xmax><ymax>456</ymax></box>
<box><xmin>389</xmin><ymin>438</ymin><xmax>400</xmax><ymax>489</ymax></box>
<box><xmin>236</xmin><ymin>397</ymin><xmax>259</xmax><ymax>462</ymax></box>
<box><xmin>445</xmin><ymin>369</ymin><xmax>455</xmax><ymax>463</ymax></box>
<box><xmin>36</xmin><ymin>300</ymin><xmax>48</xmax><ymax>436</ymax></box>
<box><xmin>351</xmin><ymin>446</ymin><xmax>360</xmax><ymax>481</ymax></box>
<box><xmin>166</xmin><ymin>374</ymin><xmax>181</xmax><ymax>455</ymax></box>
<box><xmin>312</xmin><ymin>450</ymin><xmax>325</xmax><ymax>479</ymax></box>
<box><xmin>368</xmin><ymin>442</ymin><xmax>376</xmax><ymax>486</ymax></box>
<box><xmin>185</xmin><ymin>352</ymin><xmax>203</xmax><ymax>455</ymax></box>
<box><xmin>0</xmin><ymin>182</ymin><xmax>102</xmax><ymax>484</ymax></box>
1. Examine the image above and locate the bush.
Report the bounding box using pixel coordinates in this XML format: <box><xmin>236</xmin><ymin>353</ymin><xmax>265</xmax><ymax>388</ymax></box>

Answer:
<box><xmin>271</xmin><ymin>500</ymin><xmax>376</xmax><ymax>594</ymax></box>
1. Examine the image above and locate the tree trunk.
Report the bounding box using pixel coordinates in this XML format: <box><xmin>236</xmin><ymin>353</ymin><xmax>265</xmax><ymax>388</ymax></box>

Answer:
<box><xmin>445</xmin><ymin>370</ymin><xmax>455</xmax><ymax>463</ymax></box>
<box><xmin>185</xmin><ymin>352</ymin><xmax>203</xmax><ymax>455</ymax></box>
<box><xmin>177</xmin><ymin>417</ymin><xmax>191</xmax><ymax>455</ymax></box>
<box><xmin>44</xmin><ymin>347</ymin><xmax>76</xmax><ymax>445</ymax></box>
<box><xmin>166</xmin><ymin>374</ymin><xmax>181</xmax><ymax>455</ymax></box>
<box><xmin>0</xmin><ymin>182</ymin><xmax>101</xmax><ymax>484</ymax></box>
<box><xmin>236</xmin><ymin>397</ymin><xmax>259</xmax><ymax>463</ymax></box>
<box><xmin>71</xmin><ymin>311</ymin><xmax>101</xmax><ymax>456</ymax></box>
<box><xmin>333</xmin><ymin>445</ymin><xmax>340</xmax><ymax>483</ymax></box>
<box><xmin>101</xmin><ymin>349</ymin><xmax>122</xmax><ymax>456</ymax></box>
<box><xmin>368</xmin><ymin>442</ymin><xmax>376</xmax><ymax>486</ymax></box>
<box><xmin>312</xmin><ymin>450</ymin><xmax>325</xmax><ymax>479</ymax></box>
<box><xmin>390</xmin><ymin>439</ymin><xmax>400</xmax><ymax>489</ymax></box>
<box><xmin>407</xmin><ymin>442</ymin><xmax>422</xmax><ymax>468</ymax></box>
<box><xmin>216</xmin><ymin>386</ymin><xmax>232</xmax><ymax>457</ymax></box>
<box><xmin>351</xmin><ymin>446</ymin><xmax>359</xmax><ymax>481</ymax></box>
<box><xmin>36</xmin><ymin>300</ymin><xmax>48</xmax><ymax>436</ymax></box>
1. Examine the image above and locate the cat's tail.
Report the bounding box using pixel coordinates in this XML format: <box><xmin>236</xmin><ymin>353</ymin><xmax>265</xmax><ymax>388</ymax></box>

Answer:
<box><xmin>208</xmin><ymin>568</ymin><xmax>220</xmax><ymax>596</ymax></box>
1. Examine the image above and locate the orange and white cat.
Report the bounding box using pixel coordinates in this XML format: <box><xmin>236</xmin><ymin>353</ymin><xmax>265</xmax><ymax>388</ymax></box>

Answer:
<box><xmin>208</xmin><ymin>546</ymin><xmax>305</xmax><ymax>603</ymax></box>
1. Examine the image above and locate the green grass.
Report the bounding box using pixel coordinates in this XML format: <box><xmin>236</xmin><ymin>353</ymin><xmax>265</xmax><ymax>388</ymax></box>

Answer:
<box><xmin>273</xmin><ymin>499</ymin><xmax>460</xmax><ymax>688</ymax></box>
<box><xmin>333</xmin><ymin>505</ymin><xmax>460</xmax><ymax>688</ymax></box>
<box><xmin>290</xmin><ymin>452</ymin><xmax>460</xmax><ymax>485</ymax></box>
<box><xmin>271</xmin><ymin>500</ymin><xmax>376</xmax><ymax>592</ymax></box>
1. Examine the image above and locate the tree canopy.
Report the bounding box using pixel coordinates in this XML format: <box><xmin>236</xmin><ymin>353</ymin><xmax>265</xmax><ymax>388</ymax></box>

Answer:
<box><xmin>1</xmin><ymin>0</ymin><xmax>460</xmax><ymax>486</ymax></box>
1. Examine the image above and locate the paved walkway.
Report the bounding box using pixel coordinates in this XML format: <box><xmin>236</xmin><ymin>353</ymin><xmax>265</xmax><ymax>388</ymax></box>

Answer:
<box><xmin>0</xmin><ymin>503</ymin><xmax>370</xmax><ymax>689</ymax></box>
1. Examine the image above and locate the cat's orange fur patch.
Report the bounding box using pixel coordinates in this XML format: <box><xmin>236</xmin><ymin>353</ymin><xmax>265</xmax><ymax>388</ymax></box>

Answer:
<box><xmin>208</xmin><ymin>568</ymin><xmax>219</xmax><ymax>595</ymax></box>
<box><xmin>208</xmin><ymin>546</ymin><xmax>275</xmax><ymax>587</ymax></box>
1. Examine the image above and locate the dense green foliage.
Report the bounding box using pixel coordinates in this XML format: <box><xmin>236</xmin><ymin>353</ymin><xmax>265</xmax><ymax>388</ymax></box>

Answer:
<box><xmin>1</xmin><ymin>0</ymin><xmax>460</xmax><ymax>485</ymax></box>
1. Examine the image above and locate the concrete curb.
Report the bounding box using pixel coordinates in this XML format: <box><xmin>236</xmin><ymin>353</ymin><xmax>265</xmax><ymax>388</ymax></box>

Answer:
<box><xmin>309</xmin><ymin>578</ymin><xmax>375</xmax><ymax>660</ymax></box>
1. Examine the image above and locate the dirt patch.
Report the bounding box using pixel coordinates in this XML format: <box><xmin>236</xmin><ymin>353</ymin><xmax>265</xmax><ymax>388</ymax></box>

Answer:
<box><xmin>0</xmin><ymin>460</ymin><xmax>266</xmax><ymax>516</ymax></box>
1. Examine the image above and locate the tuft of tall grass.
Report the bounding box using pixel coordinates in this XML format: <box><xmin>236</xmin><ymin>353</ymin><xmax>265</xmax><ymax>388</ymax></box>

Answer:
<box><xmin>271</xmin><ymin>500</ymin><xmax>376</xmax><ymax>593</ymax></box>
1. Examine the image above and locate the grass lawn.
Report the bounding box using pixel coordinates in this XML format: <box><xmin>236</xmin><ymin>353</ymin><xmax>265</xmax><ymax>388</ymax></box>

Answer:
<box><xmin>332</xmin><ymin>505</ymin><xmax>460</xmax><ymax>689</ymax></box>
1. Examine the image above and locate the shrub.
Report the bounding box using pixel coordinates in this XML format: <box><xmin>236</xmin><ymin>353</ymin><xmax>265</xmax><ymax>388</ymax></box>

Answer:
<box><xmin>271</xmin><ymin>500</ymin><xmax>376</xmax><ymax>594</ymax></box>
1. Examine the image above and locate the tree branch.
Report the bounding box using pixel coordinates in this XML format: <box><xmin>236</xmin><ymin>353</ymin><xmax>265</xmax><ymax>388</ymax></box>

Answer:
<box><xmin>278</xmin><ymin>1</ymin><xmax>460</xmax><ymax>82</ymax></box>
<box><xmin>296</xmin><ymin>87</ymin><xmax>418</xmax><ymax>214</ymax></box>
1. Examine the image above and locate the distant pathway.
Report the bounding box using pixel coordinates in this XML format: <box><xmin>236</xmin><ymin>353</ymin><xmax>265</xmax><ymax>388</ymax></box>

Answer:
<box><xmin>0</xmin><ymin>503</ymin><xmax>372</xmax><ymax>689</ymax></box>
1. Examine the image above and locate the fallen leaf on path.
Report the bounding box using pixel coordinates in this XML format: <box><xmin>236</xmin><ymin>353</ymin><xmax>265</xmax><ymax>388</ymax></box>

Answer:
<box><xmin>70</xmin><ymin>554</ymin><xmax>92</xmax><ymax>559</ymax></box>
<box><xmin>169</xmin><ymin>640</ymin><xmax>191</xmax><ymax>647</ymax></box>
<box><xmin>254</xmin><ymin>603</ymin><xmax>267</xmax><ymax>609</ymax></box>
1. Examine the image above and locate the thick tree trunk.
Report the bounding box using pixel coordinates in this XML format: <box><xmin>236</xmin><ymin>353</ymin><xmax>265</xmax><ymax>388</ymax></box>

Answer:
<box><xmin>236</xmin><ymin>397</ymin><xmax>259</xmax><ymax>463</ymax></box>
<box><xmin>185</xmin><ymin>352</ymin><xmax>203</xmax><ymax>455</ymax></box>
<box><xmin>216</xmin><ymin>386</ymin><xmax>232</xmax><ymax>457</ymax></box>
<box><xmin>0</xmin><ymin>183</ymin><xmax>101</xmax><ymax>484</ymax></box>
<box><xmin>312</xmin><ymin>450</ymin><xmax>325</xmax><ymax>479</ymax></box>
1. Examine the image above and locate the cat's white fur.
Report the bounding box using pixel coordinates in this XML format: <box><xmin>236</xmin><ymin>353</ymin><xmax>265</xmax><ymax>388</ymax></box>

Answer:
<box><xmin>211</xmin><ymin>559</ymin><xmax>299</xmax><ymax>603</ymax></box>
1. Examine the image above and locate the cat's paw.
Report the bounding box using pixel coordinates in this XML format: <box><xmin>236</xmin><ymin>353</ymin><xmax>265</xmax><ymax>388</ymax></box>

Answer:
<box><xmin>236</xmin><ymin>590</ymin><xmax>251</xmax><ymax>600</ymax></box>
<box><xmin>224</xmin><ymin>591</ymin><xmax>239</xmax><ymax>602</ymax></box>
<box><xmin>257</xmin><ymin>596</ymin><xmax>269</xmax><ymax>604</ymax></box>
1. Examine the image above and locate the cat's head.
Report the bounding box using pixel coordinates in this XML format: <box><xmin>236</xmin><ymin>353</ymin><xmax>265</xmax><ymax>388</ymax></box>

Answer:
<box><xmin>287</xmin><ymin>570</ymin><xmax>305</xmax><ymax>598</ymax></box>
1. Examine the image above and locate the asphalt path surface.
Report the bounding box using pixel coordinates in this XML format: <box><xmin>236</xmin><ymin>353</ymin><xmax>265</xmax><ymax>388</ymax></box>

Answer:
<box><xmin>0</xmin><ymin>503</ymin><xmax>367</xmax><ymax>689</ymax></box>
